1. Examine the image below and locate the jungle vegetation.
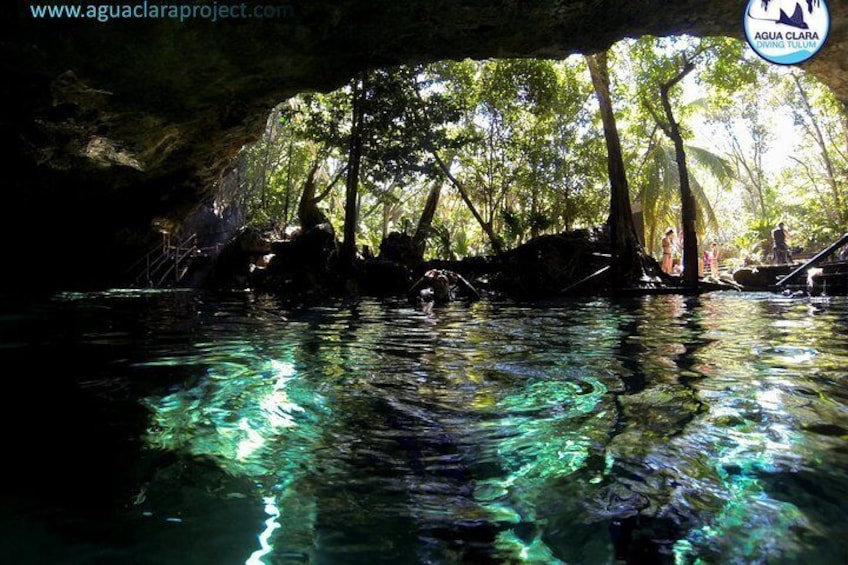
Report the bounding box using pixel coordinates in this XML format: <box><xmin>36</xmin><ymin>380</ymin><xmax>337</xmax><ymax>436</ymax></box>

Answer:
<box><xmin>222</xmin><ymin>35</ymin><xmax>848</xmax><ymax>281</ymax></box>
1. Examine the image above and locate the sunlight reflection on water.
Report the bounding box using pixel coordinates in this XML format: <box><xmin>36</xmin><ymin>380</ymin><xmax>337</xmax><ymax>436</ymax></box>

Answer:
<box><xmin>8</xmin><ymin>290</ymin><xmax>848</xmax><ymax>564</ymax></box>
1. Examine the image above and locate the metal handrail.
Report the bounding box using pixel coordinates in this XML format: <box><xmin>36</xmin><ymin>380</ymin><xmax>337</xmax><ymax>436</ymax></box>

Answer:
<box><xmin>155</xmin><ymin>239</ymin><xmax>199</xmax><ymax>287</ymax></box>
<box><xmin>777</xmin><ymin>232</ymin><xmax>848</xmax><ymax>287</ymax></box>
<box><xmin>130</xmin><ymin>233</ymin><xmax>199</xmax><ymax>288</ymax></box>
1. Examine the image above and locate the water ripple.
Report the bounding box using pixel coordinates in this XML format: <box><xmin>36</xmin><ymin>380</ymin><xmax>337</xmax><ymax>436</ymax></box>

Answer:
<box><xmin>4</xmin><ymin>291</ymin><xmax>848</xmax><ymax>563</ymax></box>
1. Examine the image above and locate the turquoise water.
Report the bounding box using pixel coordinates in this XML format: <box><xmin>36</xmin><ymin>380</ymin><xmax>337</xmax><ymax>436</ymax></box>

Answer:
<box><xmin>1</xmin><ymin>291</ymin><xmax>847</xmax><ymax>564</ymax></box>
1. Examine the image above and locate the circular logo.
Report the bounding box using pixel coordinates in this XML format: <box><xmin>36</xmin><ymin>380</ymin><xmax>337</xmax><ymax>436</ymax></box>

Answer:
<box><xmin>744</xmin><ymin>0</ymin><xmax>830</xmax><ymax>65</ymax></box>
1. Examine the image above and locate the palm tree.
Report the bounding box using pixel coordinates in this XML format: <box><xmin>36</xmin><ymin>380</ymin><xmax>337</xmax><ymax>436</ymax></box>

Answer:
<box><xmin>636</xmin><ymin>134</ymin><xmax>732</xmax><ymax>259</ymax></box>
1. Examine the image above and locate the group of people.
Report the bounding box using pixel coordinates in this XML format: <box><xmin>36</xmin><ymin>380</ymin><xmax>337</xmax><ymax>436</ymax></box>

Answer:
<box><xmin>661</xmin><ymin>228</ymin><xmax>721</xmax><ymax>279</ymax></box>
<box><xmin>659</xmin><ymin>221</ymin><xmax>793</xmax><ymax>278</ymax></box>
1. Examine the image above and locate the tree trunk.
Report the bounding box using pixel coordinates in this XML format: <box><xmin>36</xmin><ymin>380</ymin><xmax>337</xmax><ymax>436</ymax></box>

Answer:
<box><xmin>631</xmin><ymin>195</ymin><xmax>645</xmax><ymax>246</ymax></box>
<box><xmin>412</xmin><ymin>180</ymin><xmax>442</xmax><ymax>258</ymax></box>
<box><xmin>297</xmin><ymin>159</ymin><xmax>330</xmax><ymax>231</ymax></box>
<box><xmin>792</xmin><ymin>74</ymin><xmax>845</xmax><ymax>224</ymax></box>
<box><xmin>282</xmin><ymin>139</ymin><xmax>295</xmax><ymax>228</ymax></box>
<box><xmin>585</xmin><ymin>52</ymin><xmax>643</xmax><ymax>288</ymax></box>
<box><xmin>659</xmin><ymin>67</ymin><xmax>699</xmax><ymax>289</ymax></box>
<box><xmin>432</xmin><ymin>150</ymin><xmax>504</xmax><ymax>254</ymax></box>
<box><xmin>341</xmin><ymin>74</ymin><xmax>366</xmax><ymax>265</ymax></box>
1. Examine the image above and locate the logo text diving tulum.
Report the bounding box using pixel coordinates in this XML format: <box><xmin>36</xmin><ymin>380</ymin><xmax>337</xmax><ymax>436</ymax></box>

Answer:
<box><xmin>744</xmin><ymin>0</ymin><xmax>830</xmax><ymax>64</ymax></box>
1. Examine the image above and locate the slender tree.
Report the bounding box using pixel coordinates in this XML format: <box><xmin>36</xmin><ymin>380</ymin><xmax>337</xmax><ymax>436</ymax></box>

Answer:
<box><xmin>788</xmin><ymin>72</ymin><xmax>846</xmax><ymax>226</ymax></box>
<box><xmin>341</xmin><ymin>73</ymin><xmax>367</xmax><ymax>265</ymax></box>
<box><xmin>655</xmin><ymin>53</ymin><xmax>700</xmax><ymax>287</ymax></box>
<box><xmin>630</xmin><ymin>36</ymin><xmax>749</xmax><ymax>288</ymax></box>
<box><xmin>297</xmin><ymin>145</ymin><xmax>347</xmax><ymax>231</ymax></box>
<box><xmin>585</xmin><ymin>50</ymin><xmax>644</xmax><ymax>287</ymax></box>
<box><xmin>636</xmin><ymin>136</ymin><xmax>727</xmax><ymax>254</ymax></box>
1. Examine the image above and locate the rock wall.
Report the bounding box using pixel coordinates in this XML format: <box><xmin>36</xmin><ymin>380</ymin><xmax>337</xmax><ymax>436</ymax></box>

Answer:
<box><xmin>2</xmin><ymin>0</ymin><xmax>846</xmax><ymax>288</ymax></box>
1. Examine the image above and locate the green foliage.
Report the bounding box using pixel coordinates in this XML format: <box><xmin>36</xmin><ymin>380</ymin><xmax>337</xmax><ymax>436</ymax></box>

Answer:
<box><xmin>449</xmin><ymin>58</ymin><xmax>606</xmax><ymax>248</ymax></box>
<box><xmin>777</xmin><ymin>71</ymin><xmax>848</xmax><ymax>246</ymax></box>
<box><xmin>229</xmin><ymin>39</ymin><xmax>847</xmax><ymax>264</ymax></box>
<box><xmin>230</xmin><ymin>107</ymin><xmax>315</xmax><ymax>232</ymax></box>
<box><xmin>619</xmin><ymin>37</ymin><xmax>737</xmax><ymax>256</ymax></box>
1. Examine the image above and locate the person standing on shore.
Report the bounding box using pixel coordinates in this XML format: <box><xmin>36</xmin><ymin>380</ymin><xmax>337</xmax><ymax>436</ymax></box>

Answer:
<box><xmin>661</xmin><ymin>228</ymin><xmax>675</xmax><ymax>274</ymax></box>
<box><xmin>704</xmin><ymin>241</ymin><xmax>720</xmax><ymax>279</ymax></box>
<box><xmin>772</xmin><ymin>222</ymin><xmax>791</xmax><ymax>264</ymax></box>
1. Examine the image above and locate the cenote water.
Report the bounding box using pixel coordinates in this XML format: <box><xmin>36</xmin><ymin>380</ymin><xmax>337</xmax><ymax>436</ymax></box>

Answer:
<box><xmin>1</xmin><ymin>291</ymin><xmax>847</xmax><ymax>564</ymax></box>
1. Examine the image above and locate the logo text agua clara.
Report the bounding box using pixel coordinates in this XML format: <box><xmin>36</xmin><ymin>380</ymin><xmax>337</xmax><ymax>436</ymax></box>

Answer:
<box><xmin>743</xmin><ymin>0</ymin><xmax>830</xmax><ymax>65</ymax></box>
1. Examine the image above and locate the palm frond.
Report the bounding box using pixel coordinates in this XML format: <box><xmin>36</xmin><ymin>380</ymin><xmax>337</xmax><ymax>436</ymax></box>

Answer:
<box><xmin>685</xmin><ymin>144</ymin><xmax>734</xmax><ymax>185</ymax></box>
<box><xmin>689</xmin><ymin>175</ymin><xmax>718</xmax><ymax>233</ymax></box>
<box><xmin>637</xmin><ymin>138</ymin><xmax>732</xmax><ymax>249</ymax></box>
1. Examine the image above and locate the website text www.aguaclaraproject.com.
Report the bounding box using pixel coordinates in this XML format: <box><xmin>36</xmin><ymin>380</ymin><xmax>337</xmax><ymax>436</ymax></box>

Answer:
<box><xmin>27</xmin><ymin>0</ymin><xmax>296</xmax><ymax>23</ymax></box>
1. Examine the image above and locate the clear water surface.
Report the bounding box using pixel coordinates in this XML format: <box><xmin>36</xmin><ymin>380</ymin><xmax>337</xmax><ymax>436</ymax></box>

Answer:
<box><xmin>1</xmin><ymin>290</ymin><xmax>847</xmax><ymax>564</ymax></box>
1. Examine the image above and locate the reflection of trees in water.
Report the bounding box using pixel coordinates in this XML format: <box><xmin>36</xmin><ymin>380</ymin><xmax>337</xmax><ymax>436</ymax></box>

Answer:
<box><xmin>319</xmin><ymin>301</ymin><xmax>618</xmax><ymax>562</ymax></box>
<box><xmin>682</xmin><ymin>296</ymin><xmax>848</xmax><ymax>562</ymax></box>
<box><xmin>586</xmin><ymin>294</ymin><xmax>841</xmax><ymax>563</ymax></box>
<box><xmin>534</xmin><ymin>295</ymin><xmax>710</xmax><ymax>563</ymax></box>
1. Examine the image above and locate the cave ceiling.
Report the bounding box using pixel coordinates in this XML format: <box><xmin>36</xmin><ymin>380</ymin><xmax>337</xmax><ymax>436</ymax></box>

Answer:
<box><xmin>3</xmin><ymin>0</ymin><xmax>846</xmax><ymax>221</ymax></box>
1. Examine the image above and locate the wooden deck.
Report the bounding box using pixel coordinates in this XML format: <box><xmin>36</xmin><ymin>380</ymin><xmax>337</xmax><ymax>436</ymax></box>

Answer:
<box><xmin>731</xmin><ymin>259</ymin><xmax>848</xmax><ymax>295</ymax></box>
